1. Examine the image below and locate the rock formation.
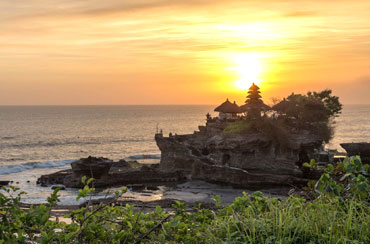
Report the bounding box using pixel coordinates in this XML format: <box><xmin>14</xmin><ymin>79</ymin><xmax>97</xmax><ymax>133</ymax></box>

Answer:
<box><xmin>38</xmin><ymin>124</ymin><xmax>326</xmax><ymax>189</ymax></box>
<box><xmin>37</xmin><ymin>158</ymin><xmax>181</xmax><ymax>188</ymax></box>
<box><xmin>155</xmin><ymin>125</ymin><xmax>323</xmax><ymax>188</ymax></box>
<box><xmin>70</xmin><ymin>156</ymin><xmax>113</xmax><ymax>179</ymax></box>
<box><xmin>340</xmin><ymin>143</ymin><xmax>370</xmax><ymax>164</ymax></box>
<box><xmin>0</xmin><ymin>181</ymin><xmax>10</xmax><ymax>186</ymax></box>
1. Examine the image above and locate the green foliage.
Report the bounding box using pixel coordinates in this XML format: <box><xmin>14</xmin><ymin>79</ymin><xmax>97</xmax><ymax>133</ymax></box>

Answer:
<box><xmin>223</xmin><ymin>120</ymin><xmax>252</xmax><ymax>134</ymax></box>
<box><xmin>305</xmin><ymin>156</ymin><xmax>370</xmax><ymax>201</ymax></box>
<box><xmin>273</xmin><ymin>89</ymin><xmax>342</xmax><ymax>142</ymax></box>
<box><xmin>0</xmin><ymin>163</ymin><xmax>369</xmax><ymax>244</ymax></box>
<box><xmin>224</xmin><ymin>118</ymin><xmax>290</xmax><ymax>147</ymax></box>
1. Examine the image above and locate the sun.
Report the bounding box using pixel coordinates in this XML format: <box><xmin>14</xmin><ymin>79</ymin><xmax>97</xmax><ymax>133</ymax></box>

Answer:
<box><xmin>232</xmin><ymin>53</ymin><xmax>263</xmax><ymax>90</ymax></box>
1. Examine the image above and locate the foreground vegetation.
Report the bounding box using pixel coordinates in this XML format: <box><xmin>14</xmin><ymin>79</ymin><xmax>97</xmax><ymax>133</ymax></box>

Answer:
<box><xmin>1</xmin><ymin>157</ymin><xmax>369</xmax><ymax>243</ymax></box>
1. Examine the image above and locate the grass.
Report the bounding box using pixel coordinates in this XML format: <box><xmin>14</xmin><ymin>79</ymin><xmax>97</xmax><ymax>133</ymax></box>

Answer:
<box><xmin>1</xmin><ymin>157</ymin><xmax>369</xmax><ymax>243</ymax></box>
<box><xmin>1</xmin><ymin>188</ymin><xmax>369</xmax><ymax>243</ymax></box>
<box><xmin>223</xmin><ymin>120</ymin><xmax>252</xmax><ymax>134</ymax></box>
<box><xmin>223</xmin><ymin>118</ymin><xmax>291</xmax><ymax>147</ymax></box>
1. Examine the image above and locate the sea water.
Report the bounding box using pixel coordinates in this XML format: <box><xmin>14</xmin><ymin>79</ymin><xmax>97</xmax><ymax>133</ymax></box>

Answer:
<box><xmin>0</xmin><ymin>105</ymin><xmax>369</xmax><ymax>204</ymax></box>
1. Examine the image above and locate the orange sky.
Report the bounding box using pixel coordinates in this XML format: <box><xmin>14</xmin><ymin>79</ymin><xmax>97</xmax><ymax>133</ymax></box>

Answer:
<box><xmin>1</xmin><ymin>0</ymin><xmax>370</xmax><ymax>105</ymax></box>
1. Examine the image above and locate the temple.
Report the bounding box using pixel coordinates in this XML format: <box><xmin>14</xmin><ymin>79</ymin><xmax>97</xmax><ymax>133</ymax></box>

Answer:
<box><xmin>214</xmin><ymin>83</ymin><xmax>270</xmax><ymax>120</ymax></box>
<box><xmin>214</xmin><ymin>99</ymin><xmax>240</xmax><ymax>119</ymax></box>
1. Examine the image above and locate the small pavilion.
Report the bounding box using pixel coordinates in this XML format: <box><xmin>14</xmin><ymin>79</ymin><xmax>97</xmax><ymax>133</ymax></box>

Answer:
<box><xmin>214</xmin><ymin>99</ymin><xmax>240</xmax><ymax>119</ymax></box>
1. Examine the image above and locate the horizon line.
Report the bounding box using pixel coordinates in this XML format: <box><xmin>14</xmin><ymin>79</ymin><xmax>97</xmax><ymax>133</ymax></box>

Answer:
<box><xmin>0</xmin><ymin>103</ymin><xmax>369</xmax><ymax>106</ymax></box>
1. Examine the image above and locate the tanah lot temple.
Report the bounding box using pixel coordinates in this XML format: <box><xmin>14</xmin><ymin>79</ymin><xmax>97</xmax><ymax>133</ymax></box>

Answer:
<box><xmin>214</xmin><ymin>83</ymin><xmax>271</xmax><ymax>120</ymax></box>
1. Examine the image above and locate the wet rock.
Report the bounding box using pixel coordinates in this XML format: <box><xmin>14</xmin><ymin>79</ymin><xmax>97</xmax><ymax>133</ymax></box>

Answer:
<box><xmin>37</xmin><ymin>169</ymin><xmax>71</xmax><ymax>186</ymax></box>
<box><xmin>0</xmin><ymin>181</ymin><xmax>10</xmax><ymax>186</ymax></box>
<box><xmin>37</xmin><ymin>158</ymin><xmax>182</xmax><ymax>188</ymax></box>
<box><xmin>340</xmin><ymin>142</ymin><xmax>370</xmax><ymax>163</ymax></box>
<box><xmin>71</xmin><ymin>156</ymin><xmax>113</xmax><ymax>179</ymax></box>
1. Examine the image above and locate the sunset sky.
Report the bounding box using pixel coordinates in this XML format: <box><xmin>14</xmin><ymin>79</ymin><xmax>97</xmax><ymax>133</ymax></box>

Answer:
<box><xmin>1</xmin><ymin>0</ymin><xmax>370</xmax><ymax>105</ymax></box>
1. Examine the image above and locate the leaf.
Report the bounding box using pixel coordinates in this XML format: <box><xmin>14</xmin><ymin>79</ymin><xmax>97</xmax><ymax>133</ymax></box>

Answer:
<box><xmin>81</xmin><ymin>176</ymin><xmax>87</xmax><ymax>184</ymax></box>
<box><xmin>87</xmin><ymin>178</ymin><xmax>95</xmax><ymax>185</ymax></box>
<box><xmin>340</xmin><ymin>173</ymin><xmax>351</xmax><ymax>182</ymax></box>
<box><xmin>303</xmin><ymin>162</ymin><xmax>311</xmax><ymax>168</ymax></box>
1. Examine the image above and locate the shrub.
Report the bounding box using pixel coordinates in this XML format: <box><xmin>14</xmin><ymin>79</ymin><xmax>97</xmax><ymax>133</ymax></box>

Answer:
<box><xmin>305</xmin><ymin>156</ymin><xmax>370</xmax><ymax>201</ymax></box>
<box><xmin>0</xmin><ymin>159</ymin><xmax>369</xmax><ymax>243</ymax></box>
<box><xmin>224</xmin><ymin>117</ymin><xmax>291</xmax><ymax>147</ymax></box>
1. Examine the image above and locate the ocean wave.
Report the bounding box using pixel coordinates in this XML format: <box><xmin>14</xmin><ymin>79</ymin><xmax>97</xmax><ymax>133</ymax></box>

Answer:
<box><xmin>0</xmin><ymin>160</ymin><xmax>74</xmax><ymax>175</ymax></box>
<box><xmin>126</xmin><ymin>154</ymin><xmax>161</xmax><ymax>160</ymax></box>
<box><xmin>2</xmin><ymin>138</ymin><xmax>148</xmax><ymax>149</ymax></box>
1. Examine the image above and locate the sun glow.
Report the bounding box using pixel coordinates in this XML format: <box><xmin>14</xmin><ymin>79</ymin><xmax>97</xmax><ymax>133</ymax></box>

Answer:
<box><xmin>232</xmin><ymin>53</ymin><xmax>263</xmax><ymax>90</ymax></box>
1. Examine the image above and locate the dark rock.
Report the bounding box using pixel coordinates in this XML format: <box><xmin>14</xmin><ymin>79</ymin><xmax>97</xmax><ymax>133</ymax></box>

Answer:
<box><xmin>37</xmin><ymin>169</ymin><xmax>72</xmax><ymax>186</ymax></box>
<box><xmin>51</xmin><ymin>184</ymin><xmax>66</xmax><ymax>190</ymax></box>
<box><xmin>71</xmin><ymin>156</ymin><xmax>113</xmax><ymax>179</ymax></box>
<box><xmin>0</xmin><ymin>181</ymin><xmax>10</xmax><ymax>186</ymax></box>
<box><xmin>37</xmin><ymin>158</ymin><xmax>182</xmax><ymax>188</ymax></box>
<box><xmin>155</xmin><ymin>130</ymin><xmax>323</xmax><ymax>188</ymax></box>
<box><xmin>146</xmin><ymin>185</ymin><xmax>159</xmax><ymax>191</ymax></box>
<box><xmin>340</xmin><ymin>142</ymin><xmax>370</xmax><ymax>164</ymax></box>
<box><xmin>114</xmin><ymin>159</ymin><xmax>130</xmax><ymax>168</ymax></box>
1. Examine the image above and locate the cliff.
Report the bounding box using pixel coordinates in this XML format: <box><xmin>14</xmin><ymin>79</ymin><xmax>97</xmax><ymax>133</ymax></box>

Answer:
<box><xmin>155</xmin><ymin>125</ymin><xmax>323</xmax><ymax>188</ymax></box>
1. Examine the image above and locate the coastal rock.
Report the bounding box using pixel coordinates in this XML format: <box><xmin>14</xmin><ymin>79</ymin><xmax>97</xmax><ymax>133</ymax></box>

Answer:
<box><xmin>340</xmin><ymin>142</ymin><xmax>370</xmax><ymax>163</ymax></box>
<box><xmin>37</xmin><ymin>169</ymin><xmax>72</xmax><ymax>186</ymax></box>
<box><xmin>113</xmin><ymin>159</ymin><xmax>130</xmax><ymax>168</ymax></box>
<box><xmin>155</xmin><ymin>130</ymin><xmax>323</xmax><ymax>188</ymax></box>
<box><xmin>71</xmin><ymin>156</ymin><xmax>113</xmax><ymax>179</ymax></box>
<box><xmin>37</xmin><ymin>158</ymin><xmax>183</xmax><ymax>188</ymax></box>
<box><xmin>0</xmin><ymin>181</ymin><xmax>10</xmax><ymax>186</ymax></box>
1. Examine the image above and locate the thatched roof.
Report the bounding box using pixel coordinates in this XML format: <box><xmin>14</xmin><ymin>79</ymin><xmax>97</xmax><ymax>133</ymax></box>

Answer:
<box><xmin>214</xmin><ymin>99</ymin><xmax>240</xmax><ymax>113</ymax></box>
<box><xmin>240</xmin><ymin>101</ymin><xmax>271</xmax><ymax>112</ymax></box>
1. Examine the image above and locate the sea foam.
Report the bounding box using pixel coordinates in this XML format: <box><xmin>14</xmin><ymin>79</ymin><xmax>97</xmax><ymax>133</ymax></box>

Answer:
<box><xmin>0</xmin><ymin>160</ymin><xmax>73</xmax><ymax>175</ymax></box>
<box><xmin>126</xmin><ymin>154</ymin><xmax>161</xmax><ymax>160</ymax></box>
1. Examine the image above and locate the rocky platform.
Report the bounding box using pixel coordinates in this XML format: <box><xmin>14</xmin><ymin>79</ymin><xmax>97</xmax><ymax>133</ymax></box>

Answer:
<box><xmin>37</xmin><ymin>157</ymin><xmax>183</xmax><ymax>188</ymax></box>
<box><xmin>155</xmin><ymin>129</ymin><xmax>324</xmax><ymax>188</ymax></box>
<box><xmin>38</xmin><ymin>126</ymin><xmax>326</xmax><ymax>190</ymax></box>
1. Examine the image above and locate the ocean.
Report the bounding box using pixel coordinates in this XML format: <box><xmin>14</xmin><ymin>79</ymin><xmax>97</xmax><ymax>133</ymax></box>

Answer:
<box><xmin>0</xmin><ymin>105</ymin><xmax>369</xmax><ymax>204</ymax></box>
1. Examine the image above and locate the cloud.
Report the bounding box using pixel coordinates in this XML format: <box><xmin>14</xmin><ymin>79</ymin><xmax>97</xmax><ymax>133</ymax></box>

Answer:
<box><xmin>284</xmin><ymin>11</ymin><xmax>317</xmax><ymax>18</ymax></box>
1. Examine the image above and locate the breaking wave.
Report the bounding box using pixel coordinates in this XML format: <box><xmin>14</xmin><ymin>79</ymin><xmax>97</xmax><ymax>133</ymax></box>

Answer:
<box><xmin>0</xmin><ymin>160</ymin><xmax>74</xmax><ymax>175</ymax></box>
<box><xmin>126</xmin><ymin>154</ymin><xmax>161</xmax><ymax>160</ymax></box>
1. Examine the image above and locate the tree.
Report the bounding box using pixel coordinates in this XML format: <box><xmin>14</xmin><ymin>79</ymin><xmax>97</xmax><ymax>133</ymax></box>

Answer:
<box><xmin>307</xmin><ymin>90</ymin><xmax>342</xmax><ymax>118</ymax></box>
<box><xmin>272</xmin><ymin>89</ymin><xmax>342</xmax><ymax>142</ymax></box>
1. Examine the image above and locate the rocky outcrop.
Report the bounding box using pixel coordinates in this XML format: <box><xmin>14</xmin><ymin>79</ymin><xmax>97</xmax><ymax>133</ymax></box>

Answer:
<box><xmin>37</xmin><ymin>158</ymin><xmax>182</xmax><ymax>188</ymax></box>
<box><xmin>0</xmin><ymin>181</ymin><xmax>10</xmax><ymax>186</ymax></box>
<box><xmin>37</xmin><ymin>170</ymin><xmax>71</xmax><ymax>187</ymax></box>
<box><xmin>340</xmin><ymin>143</ymin><xmax>370</xmax><ymax>163</ymax></box>
<box><xmin>155</xmin><ymin>130</ymin><xmax>323</xmax><ymax>188</ymax></box>
<box><xmin>71</xmin><ymin>156</ymin><xmax>113</xmax><ymax>179</ymax></box>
